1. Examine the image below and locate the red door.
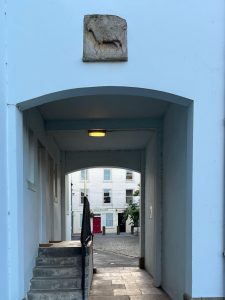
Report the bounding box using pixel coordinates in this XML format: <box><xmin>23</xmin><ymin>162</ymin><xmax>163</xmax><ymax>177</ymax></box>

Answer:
<box><xmin>93</xmin><ymin>217</ymin><xmax>101</xmax><ymax>234</ymax></box>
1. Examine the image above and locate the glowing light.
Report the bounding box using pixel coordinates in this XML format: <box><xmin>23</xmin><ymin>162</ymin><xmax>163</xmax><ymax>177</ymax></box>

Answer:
<box><xmin>88</xmin><ymin>130</ymin><xmax>106</xmax><ymax>137</ymax></box>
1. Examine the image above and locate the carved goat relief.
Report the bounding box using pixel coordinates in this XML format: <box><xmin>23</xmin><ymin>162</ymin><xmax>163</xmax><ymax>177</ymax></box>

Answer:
<box><xmin>83</xmin><ymin>15</ymin><xmax>128</xmax><ymax>62</ymax></box>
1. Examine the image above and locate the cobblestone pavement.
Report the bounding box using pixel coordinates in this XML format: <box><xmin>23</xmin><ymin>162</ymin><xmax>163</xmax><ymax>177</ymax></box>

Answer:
<box><xmin>93</xmin><ymin>248</ymin><xmax>139</xmax><ymax>268</ymax></box>
<box><xmin>90</xmin><ymin>267</ymin><xmax>170</xmax><ymax>300</ymax></box>
<box><xmin>93</xmin><ymin>233</ymin><xmax>140</xmax><ymax>268</ymax></box>
<box><xmin>93</xmin><ymin>233</ymin><xmax>140</xmax><ymax>257</ymax></box>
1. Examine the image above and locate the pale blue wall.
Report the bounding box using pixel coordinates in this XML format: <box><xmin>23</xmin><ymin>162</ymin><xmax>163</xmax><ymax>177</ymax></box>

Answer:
<box><xmin>6</xmin><ymin>1</ymin><xmax>225</xmax><ymax>105</ymax></box>
<box><xmin>145</xmin><ymin>105</ymin><xmax>191</xmax><ymax>299</ymax></box>
<box><xmin>0</xmin><ymin>1</ymin><xmax>8</xmax><ymax>299</ymax></box>
<box><xmin>162</xmin><ymin>104</ymin><xmax>188</xmax><ymax>300</ymax></box>
<box><xmin>6</xmin><ymin>106</ymin><xmax>24</xmax><ymax>299</ymax></box>
<box><xmin>22</xmin><ymin>108</ymin><xmax>62</xmax><ymax>296</ymax></box>
<box><xmin>3</xmin><ymin>0</ymin><xmax>225</xmax><ymax>298</ymax></box>
<box><xmin>145</xmin><ymin>132</ymin><xmax>159</xmax><ymax>281</ymax></box>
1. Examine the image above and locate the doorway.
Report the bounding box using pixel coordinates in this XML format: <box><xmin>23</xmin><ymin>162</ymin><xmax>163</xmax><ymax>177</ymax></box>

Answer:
<box><xmin>93</xmin><ymin>215</ymin><xmax>101</xmax><ymax>234</ymax></box>
<box><xmin>118</xmin><ymin>213</ymin><xmax>126</xmax><ymax>233</ymax></box>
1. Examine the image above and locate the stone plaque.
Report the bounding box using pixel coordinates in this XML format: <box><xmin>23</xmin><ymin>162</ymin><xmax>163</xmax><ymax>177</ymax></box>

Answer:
<box><xmin>83</xmin><ymin>15</ymin><xmax>127</xmax><ymax>62</ymax></box>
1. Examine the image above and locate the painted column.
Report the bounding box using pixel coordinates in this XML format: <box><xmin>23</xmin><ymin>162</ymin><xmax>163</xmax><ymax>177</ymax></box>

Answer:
<box><xmin>6</xmin><ymin>104</ymin><xmax>24</xmax><ymax>299</ymax></box>
<box><xmin>140</xmin><ymin>150</ymin><xmax>145</xmax><ymax>267</ymax></box>
<box><xmin>60</xmin><ymin>151</ymin><xmax>66</xmax><ymax>240</ymax></box>
<box><xmin>0</xmin><ymin>0</ymin><xmax>8</xmax><ymax>298</ymax></box>
<box><xmin>184</xmin><ymin>104</ymin><xmax>193</xmax><ymax>297</ymax></box>
<box><xmin>65</xmin><ymin>173</ymin><xmax>71</xmax><ymax>240</ymax></box>
<box><xmin>0</xmin><ymin>103</ymin><xmax>8</xmax><ymax>300</ymax></box>
<box><xmin>191</xmin><ymin>97</ymin><xmax>225</xmax><ymax>298</ymax></box>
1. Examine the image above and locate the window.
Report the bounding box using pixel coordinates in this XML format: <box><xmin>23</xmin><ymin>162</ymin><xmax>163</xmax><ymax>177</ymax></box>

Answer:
<box><xmin>80</xmin><ymin>189</ymin><xmax>88</xmax><ymax>204</ymax></box>
<box><xmin>106</xmin><ymin>213</ymin><xmax>113</xmax><ymax>227</ymax></box>
<box><xmin>126</xmin><ymin>171</ymin><xmax>133</xmax><ymax>180</ymax></box>
<box><xmin>80</xmin><ymin>169</ymin><xmax>88</xmax><ymax>181</ymax></box>
<box><xmin>80</xmin><ymin>214</ymin><xmax>83</xmax><ymax>227</ymax></box>
<box><xmin>126</xmin><ymin>189</ymin><xmax>133</xmax><ymax>203</ymax></box>
<box><xmin>104</xmin><ymin>169</ymin><xmax>111</xmax><ymax>181</ymax></box>
<box><xmin>103</xmin><ymin>189</ymin><xmax>111</xmax><ymax>204</ymax></box>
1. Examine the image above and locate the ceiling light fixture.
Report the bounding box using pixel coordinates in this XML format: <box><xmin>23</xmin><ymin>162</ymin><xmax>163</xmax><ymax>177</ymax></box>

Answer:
<box><xmin>88</xmin><ymin>129</ymin><xmax>106</xmax><ymax>137</ymax></box>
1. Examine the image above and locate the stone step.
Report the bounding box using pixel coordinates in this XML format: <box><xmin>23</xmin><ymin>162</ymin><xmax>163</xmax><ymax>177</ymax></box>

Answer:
<box><xmin>30</xmin><ymin>277</ymin><xmax>82</xmax><ymax>290</ymax></box>
<box><xmin>27</xmin><ymin>289</ymin><xmax>84</xmax><ymax>300</ymax></box>
<box><xmin>33</xmin><ymin>266</ymin><xmax>82</xmax><ymax>277</ymax></box>
<box><xmin>36</xmin><ymin>256</ymin><xmax>83</xmax><ymax>266</ymax></box>
<box><xmin>38</xmin><ymin>247</ymin><xmax>82</xmax><ymax>258</ymax></box>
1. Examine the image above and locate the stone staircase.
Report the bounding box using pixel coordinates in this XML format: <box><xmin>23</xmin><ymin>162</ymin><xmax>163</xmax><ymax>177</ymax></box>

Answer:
<box><xmin>27</xmin><ymin>241</ymin><xmax>92</xmax><ymax>300</ymax></box>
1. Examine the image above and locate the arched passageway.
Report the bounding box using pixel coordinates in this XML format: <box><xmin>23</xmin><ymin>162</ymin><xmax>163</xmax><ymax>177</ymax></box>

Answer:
<box><xmin>14</xmin><ymin>86</ymin><xmax>193</xmax><ymax>300</ymax></box>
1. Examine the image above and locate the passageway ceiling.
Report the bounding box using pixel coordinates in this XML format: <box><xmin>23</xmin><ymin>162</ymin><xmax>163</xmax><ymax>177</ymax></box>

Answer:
<box><xmin>38</xmin><ymin>95</ymin><xmax>169</xmax><ymax>151</ymax></box>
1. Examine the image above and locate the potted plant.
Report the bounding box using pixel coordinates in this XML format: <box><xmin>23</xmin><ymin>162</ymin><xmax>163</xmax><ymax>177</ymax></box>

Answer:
<box><xmin>123</xmin><ymin>201</ymin><xmax>139</xmax><ymax>234</ymax></box>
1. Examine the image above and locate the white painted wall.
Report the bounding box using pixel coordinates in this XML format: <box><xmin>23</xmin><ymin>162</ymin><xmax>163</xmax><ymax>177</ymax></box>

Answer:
<box><xmin>65</xmin><ymin>174</ymin><xmax>72</xmax><ymax>241</ymax></box>
<box><xmin>70</xmin><ymin>168</ymin><xmax>140</xmax><ymax>234</ymax></box>
<box><xmin>162</xmin><ymin>105</ymin><xmax>188</xmax><ymax>300</ymax></box>
<box><xmin>22</xmin><ymin>108</ymin><xmax>62</xmax><ymax>295</ymax></box>
<box><xmin>72</xmin><ymin>168</ymin><xmax>140</xmax><ymax>209</ymax></box>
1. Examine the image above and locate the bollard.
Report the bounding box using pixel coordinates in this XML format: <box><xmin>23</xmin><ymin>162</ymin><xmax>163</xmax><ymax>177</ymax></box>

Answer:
<box><xmin>139</xmin><ymin>257</ymin><xmax>145</xmax><ymax>269</ymax></box>
<box><xmin>117</xmin><ymin>226</ymin><xmax>120</xmax><ymax>235</ymax></box>
<box><xmin>131</xmin><ymin>225</ymin><xmax>134</xmax><ymax>235</ymax></box>
<box><xmin>102</xmin><ymin>226</ymin><xmax>105</xmax><ymax>235</ymax></box>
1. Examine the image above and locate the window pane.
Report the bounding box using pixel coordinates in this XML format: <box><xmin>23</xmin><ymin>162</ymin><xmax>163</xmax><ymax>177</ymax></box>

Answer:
<box><xmin>126</xmin><ymin>171</ymin><xmax>133</xmax><ymax>180</ymax></box>
<box><xmin>104</xmin><ymin>189</ymin><xmax>111</xmax><ymax>203</ymax></box>
<box><xmin>106</xmin><ymin>213</ymin><xmax>113</xmax><ymax>227</ymax></box>
<box><xmin>126</xmin><ymin>189</ymin><xmax>133</xmax><ymax>203</ymax></box>
<box><xmin>104</xmin><ymin>169</ymin><xmax>111</xmax><ymax>180</ymax></box>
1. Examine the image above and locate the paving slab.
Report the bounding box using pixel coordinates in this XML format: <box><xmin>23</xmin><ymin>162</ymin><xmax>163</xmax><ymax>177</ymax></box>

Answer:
<box><xmin>89</xmin><ymin>297</ymin><xmax>129</xmax><ymax>300</ymax></box>
<box><xmin>90</xmin><ymin>267</ymin><xmax>171</xmax><ymax>299</ymax></box>
<box><xmin>129</xmin><ymin>296</ymin><xmax>171</xmax><ymax>300</ymax></box>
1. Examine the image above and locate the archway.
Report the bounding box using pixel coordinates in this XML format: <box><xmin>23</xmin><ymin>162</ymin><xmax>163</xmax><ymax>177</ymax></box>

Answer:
<box><xmin>67</xmin><ymin>167</ymin><xmax>141</xmax><ymax>268</ymax></box>
<box><xmin>11</xmin><ymin>86</ymin><xmax>193</xmax><ymax>299</ymax></box>
<box><xmin>17</xmin><ymin>86</ymin><xmax>192</xmax><ymax>111</ymax></box>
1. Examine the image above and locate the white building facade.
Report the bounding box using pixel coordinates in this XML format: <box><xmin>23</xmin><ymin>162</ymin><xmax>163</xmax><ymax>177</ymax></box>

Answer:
<box><xmin>70</xmin><ymin>168</ymin><xmax>140</xmax><ymax>234</ymax></box>
<box><xmin>0</xmin><ymin>1</ymin><xmax>225</xmax><ymax>300</ymax></box>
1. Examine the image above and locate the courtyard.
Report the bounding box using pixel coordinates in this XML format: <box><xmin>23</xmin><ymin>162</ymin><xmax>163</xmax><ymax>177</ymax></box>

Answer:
<box><xmin>93</xmin><ymin>233</ymin><xmax>140</xmax><ymax>268</ymax></box>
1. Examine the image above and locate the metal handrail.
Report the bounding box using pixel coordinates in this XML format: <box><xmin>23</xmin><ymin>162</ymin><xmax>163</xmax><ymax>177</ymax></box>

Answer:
<box><xmin>80</xmin><ymin>196</ymin><xmax>92</xmax><ymax>300</ymax></box>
